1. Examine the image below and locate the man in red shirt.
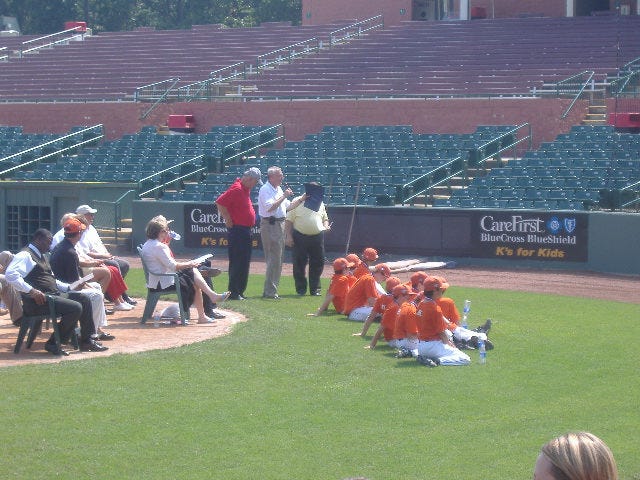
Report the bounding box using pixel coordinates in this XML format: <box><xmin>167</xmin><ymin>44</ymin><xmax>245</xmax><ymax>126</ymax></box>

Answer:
<box><xmin>215</xmin><ymin>167</ymin><xmax>262</xmax><ymax>300</ymax></box>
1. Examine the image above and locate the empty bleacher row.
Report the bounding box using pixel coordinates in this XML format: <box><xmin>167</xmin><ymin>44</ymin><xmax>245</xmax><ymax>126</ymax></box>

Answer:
<box><xmin>174</xmin><ymin>125</ymin><xmax>519</xmax><ymax>206</ymax></box>
<box><xmin>437</xmin><ymin>125</ymin><xmax>640</xmax><ymax>210</ymax></box>
<box><xmin>8</xmin><ymin>125</ymin><xmax>276</xmax><ymax>183</ymax></box>
<box><xmin>0</xmin><ymin>22</ymin><xmax>352</xmax><ymax>101</ymax></box>
<box><xmin>235</xmin><ymin>15</ymin><xmax>640</xmax><ymax>97</ymax></box>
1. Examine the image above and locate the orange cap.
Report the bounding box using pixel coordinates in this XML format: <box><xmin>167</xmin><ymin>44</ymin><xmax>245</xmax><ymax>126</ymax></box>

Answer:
<box><xmin>362</xmin><ymin>247</ymin><xmax>378</xmax><ymax>261</ymax></box>
<box><xmin>373</xmin><ymin>263</ymin><xmax>390</xmax><ymax>278</ymax></box>
<box><xmin>385</xmin><ymin>276</ymin><xmax>401</xmax><ymax>292</ymax></box>
<box><xmin>433</xmin><ymin>275</ymin><xmax>450</xmax><ymax>290</ymax></box>
<box><xmin>410</xmin><ymin>271</ymin><xmax>428</xmax><ymax>286</ymax></box>
<box><xmin>346</xmin><ymin>253</ymin><xmax>361</xmax><ymax>266</ymax></box>
<box><xmin>392</xmin><ymin>284</ymin><xmax>417</xmax><ymax>298</ymax></box>
<box><xmin>332</xmin><ymin>257</ymin><xmax>349</xmax><ymax>272</ymax></box>
<box><xmin>422</xmin><ymin>276</ymin><xmax>442</xmax><ymax>292</ymax></box>
<box><xmin>63</xmin><ymin>218</ymin><xmax>86</xmax><ymax>234</ymax></box>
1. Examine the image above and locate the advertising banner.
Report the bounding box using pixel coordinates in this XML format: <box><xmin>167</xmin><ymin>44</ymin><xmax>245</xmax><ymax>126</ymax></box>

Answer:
<box><xmin>471</xmin><ymin>211</ymin><xmax>588</xmax><ymax>262</ymax></box>
<box><xmin>183</xmin><ymin>203</ymin><xmax>261</xmax><ymax>249</ymax></box>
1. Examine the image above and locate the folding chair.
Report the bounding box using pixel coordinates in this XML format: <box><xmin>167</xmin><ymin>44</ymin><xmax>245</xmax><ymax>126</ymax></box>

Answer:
<box><xmin>137</xmin><ymin>246</ymin><xmax>189</xmax><ymax>325</ymax></box>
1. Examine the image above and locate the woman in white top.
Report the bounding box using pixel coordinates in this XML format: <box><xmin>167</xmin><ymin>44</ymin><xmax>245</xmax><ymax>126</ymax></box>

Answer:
<box><xmin>141</xmin><ymin>215</ymin><xmax>229</xmax><ymax>323</ymax></box>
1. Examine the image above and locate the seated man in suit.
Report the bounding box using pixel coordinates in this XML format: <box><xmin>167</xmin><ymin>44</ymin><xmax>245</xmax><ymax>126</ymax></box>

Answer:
<box><xmin>5</xmin><ymin>229</ymin><xmax>108</xmax><ymax>355</ymax></box>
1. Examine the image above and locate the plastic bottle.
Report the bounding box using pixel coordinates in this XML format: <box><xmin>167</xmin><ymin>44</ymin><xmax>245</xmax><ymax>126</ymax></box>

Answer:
<box><xmin>478</xmin><ymin>337</ymin><xmax>486</xmax><ymax>364</ymax></box>
<box><xmin>461</xmin><ymin>299</ymin><xmax>471</xmax><ymax>329</ymax></box>
<box><xmin>153</xmin><ymin>312</ymin><xmax>160</xmax><ymax>328</ymax></box>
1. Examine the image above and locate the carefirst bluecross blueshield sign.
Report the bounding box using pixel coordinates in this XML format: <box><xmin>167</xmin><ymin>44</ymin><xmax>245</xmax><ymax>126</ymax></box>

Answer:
<box><xmin>472</xmin><ymin>211</ymin><xmax>588</xmax><ymax>262</ymax></box>
<box><xmin>183</xmin><ymin>203</ymin><xmax>261</xmax><ymax>249</ymax></box>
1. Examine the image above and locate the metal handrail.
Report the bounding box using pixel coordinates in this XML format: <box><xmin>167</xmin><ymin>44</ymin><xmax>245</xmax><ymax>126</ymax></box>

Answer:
<box><xmin>256</xmin><ymin>38</ymin><xmax>320</xmax><ymax>73</ymax></box>
<box><xmin>329</xmin><ymin>15</ymin><xmax>384</xmax><ymax>47</ymax></box>
<box><xmin>608</xmin><ymin>70</ymin><xmax>640</xmax><ymax>96</ymax></box>
<box><xmin>137</xmin><ymin>155</ymin><xmax>206</xmax><ymax>198</ymax></box>
<box><xmin>20</xmin><ymin>27</ymin><xmax>85</xmax><ymax>57</ymax></box>
<box><xmin>139</xmin><ymin>78</ymin><xmax>181</xmax><ymax>119</ymax></box>
<box><xmin>555</xmin><ymin>70</ymin><xmax>594</xmax><ymax>119</ymax></box>
<box><xmin>93</xmin><ymin>189</ymin><xmax>136</xmax><ymax>245</ymax></box>
<box><xmin>220</xmin><ymin>125</ymin><xmax>284</xmax><ymax>166</ymax></box>
<box><xmin>0</xmin><ymin>125</ymin><xmax>103</xmax><ymax>178</ymax></box>
<box><xmin>621</xmin><ymin>56</ymin><xmax>640</xmax><ymax>72</ymax></box>
<box><xmin>179</xmin><ymin>62</ymin><xmax>247</xmax><ymax>102</ymax></box>
<box><xmin>396</xmin><ymin>123</ymin><xmax>532</xmax><ymax>205</ymax></box>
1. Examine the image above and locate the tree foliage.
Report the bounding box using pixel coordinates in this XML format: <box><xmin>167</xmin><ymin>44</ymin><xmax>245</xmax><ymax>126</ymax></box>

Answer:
<box><xmin>0</xmin><ymin>0</ymin><xmax>302</xmax><ymax>35</ymax></box>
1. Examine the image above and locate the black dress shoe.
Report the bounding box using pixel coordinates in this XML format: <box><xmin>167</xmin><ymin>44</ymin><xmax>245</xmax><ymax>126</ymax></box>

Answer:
<box><xmin>44</xmin><ymin>342</ymin><xmax>70</xmax><ymax>356</ymax></box>
<box><xmin>80</xmin><ymin>339</ymin><xmax>109</xmax><ymax>352</ymax></box>
<box><xmin>310</xmin><ymin>291</ymin><xmax>322</xmax><ymax>296</ymax></box>
<box><xmin>98</xmin><ymin>332</ymin><xmax>115</xmax><ymax>341</ymax></box>
<box><xmin>210</xmin><ymin>310</ymin><xmax>226</xmax><ymax>319</ymax></box>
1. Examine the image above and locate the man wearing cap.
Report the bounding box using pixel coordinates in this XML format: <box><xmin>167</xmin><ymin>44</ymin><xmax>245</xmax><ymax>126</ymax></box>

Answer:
<box><xmin>50</xmin><ymin>218</ymin><xmax>114</xmax><ymax>342</ymax></box>
<box><xmin>342</xmin><ymin>263</ymin><xmax>391</xmax><ymax>321</ymax></box>
<box><xmin>5</xmin><ymin>229</ymin><xmax>108</xmax><ymax>355</ymax></box>
<box><xmin>258</xmin><ymin>166</ymin><xmax>294</xmax><ymax>299</ymax></box>
<box><xmin>368</xmin><ymin>283</ymin><xmax>417</xmax><ymax>350</ymax></box>
<box><xmin>75</xmin><ymin>204</ymin><xmax>136</xmax><ymax>306</ymax></box>
<box><xmin>353</xmin><ymin>247</ymin><xmax>379</xmax><ymax>279</ymax></box>
<box><xmin>354</xmin><ymin>275</ymin><xmax>401</xmax><ymax>337</ymax></box>
<box><xmin>432</xmin><ymin>275</ymin><xmax>493</xmax><ymax>350</ymax></box>
<box><xmin>413</xmin><ymin>276</ymin><xmax>471</xmax><ymax>366</ymax></box>
<box><xmin>308</xmin><ymin>257</ymin><xmax>354</xmax><ymax>316</ymax></box>
<box><xmin>215</xmin><ymin>167</ymin><xmax>262</xmax><ymax>300</ymax></box>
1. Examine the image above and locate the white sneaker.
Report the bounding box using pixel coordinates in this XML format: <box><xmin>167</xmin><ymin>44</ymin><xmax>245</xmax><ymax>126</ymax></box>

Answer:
<box><xmin>114</xmin><ymin>303</ymin><xmax>133</xmax><ymax>311</ymax></box>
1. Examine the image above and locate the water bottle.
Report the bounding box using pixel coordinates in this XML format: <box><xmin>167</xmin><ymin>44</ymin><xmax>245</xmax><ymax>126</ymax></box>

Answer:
<box><xmin>461</xmin><ymin>299</ymin><xmax>471</xmax><ymax>329</ymax></box>
<box><xmin>478</xmin><ymin>337</ymin><xmax>486</xmax><ymax>364</ymax></box>
<box><xmin>153</xmin><ymin>312</ymin><xmax>160</xmax><ymax>328</ymax></box>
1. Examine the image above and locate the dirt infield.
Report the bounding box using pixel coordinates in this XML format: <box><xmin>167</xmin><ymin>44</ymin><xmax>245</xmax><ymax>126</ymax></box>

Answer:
<box><xmin>1</xmin><ymin>255</ymin><xmax>638</xmax><ymax>368</ymax></box>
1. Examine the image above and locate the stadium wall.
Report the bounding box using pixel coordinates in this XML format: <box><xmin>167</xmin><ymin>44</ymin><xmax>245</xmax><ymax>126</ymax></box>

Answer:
<box><xmin>299</xmin><ymin>0</ymin><xmax>619</xmax><ymax>25</ymax></box>
<box><xmin>131</xmin><ymin>201</ymin><xmax>640</xmax><ymax>276</ymax></box>
<box><xmin>0</xmin><ymin>97</ymin><xmax>586</xmax><ymax>148</ymax></box>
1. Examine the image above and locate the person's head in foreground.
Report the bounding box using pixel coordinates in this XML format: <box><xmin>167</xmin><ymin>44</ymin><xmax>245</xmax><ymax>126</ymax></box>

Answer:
<box><xmin>533</xmin><ymin>432</ymin><xmax>618</xmax><ymax>480</ymax></box>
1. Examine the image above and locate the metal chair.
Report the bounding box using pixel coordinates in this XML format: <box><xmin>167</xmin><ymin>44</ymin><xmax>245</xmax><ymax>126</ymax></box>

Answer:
<box><xmin>137</xmin><ymin>245</ymin><xmax>189</xmax><ymax>325</ymax></box>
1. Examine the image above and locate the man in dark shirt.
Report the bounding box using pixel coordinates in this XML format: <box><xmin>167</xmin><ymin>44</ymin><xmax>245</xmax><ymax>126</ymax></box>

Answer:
<box><xmin>5</xmin><ymin>228</ymin><xmax>107</xmax><ymax>355</ymax></box>
<box><xmin>50</xmin><ymin>218</ymin><xmax>113</xmax><ymax>342</ymax></box>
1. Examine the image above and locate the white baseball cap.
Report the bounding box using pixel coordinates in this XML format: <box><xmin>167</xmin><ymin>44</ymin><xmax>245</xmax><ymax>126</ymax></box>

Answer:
<box><xmin>76</xmin><ymin>204</ymin><xmax>97</xmax><ymax>214</ymax></box>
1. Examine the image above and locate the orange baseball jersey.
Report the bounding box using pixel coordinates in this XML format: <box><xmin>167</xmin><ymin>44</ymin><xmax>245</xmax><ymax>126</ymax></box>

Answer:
<box><xmin>415</xmin><ymin>298</ymin><xmax>448</xmax><ymax>341</ymax></box>
<box><xmin>328</xmin><ymin>273</ymin><xmax>351</xmax><ymax>313</ymax></box>
<box><xmin>381</xmin><ymin>301</ymin><xmax>401</xmax><ymax>341</ymax></box>
<box><xmin>436</xmin><ymin>296</ymin><xmax>460</xmax><ymax>331</ymax></box>
<box><xmin>372</xmin><ymin>293</ymin><xmax>395</xmax><ymax>315</ymax></box>
<box><xmin>343</xmin><ymin>274</ymin><xmax>380</xmax><ymax>315</ymax></box>
<box><xmin>392</xmin><ymin>301</ymin><xmax>418</xmax><ymax>339</ymax></box>
<box><xmin>353</xmin><ymin>262</ymin><xmax>371</xmax><ymax>279</ymax></box>
<box><xmin>348</xmin><ymin>274</ymin><xmax>358</xmax><ymax>288</ymax></box>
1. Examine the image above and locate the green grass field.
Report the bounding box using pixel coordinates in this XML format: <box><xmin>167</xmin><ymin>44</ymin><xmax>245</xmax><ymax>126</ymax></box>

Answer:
<box><xmin>1</xmin><ymin>270</ymin><xmax>638</xmax><ymax>479</ymax></box>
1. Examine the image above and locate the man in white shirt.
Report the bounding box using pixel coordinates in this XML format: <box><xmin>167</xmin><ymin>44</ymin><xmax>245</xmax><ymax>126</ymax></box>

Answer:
<box><xmin>75</xmin><ymin>204</ymin><xmax>136</xmax><ymax>305</ymax></box>
<box><xmin>257</xmin><ymin>166</ymin><xmax>296</xmax><ymax>299</ymax></box>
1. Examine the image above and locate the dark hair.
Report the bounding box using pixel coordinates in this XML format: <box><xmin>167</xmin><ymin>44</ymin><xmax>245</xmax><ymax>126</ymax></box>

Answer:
<box><xmin>32</xmin><ymin>228</ymin><xmax>52</xmax><ymax>241</ymax></box>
